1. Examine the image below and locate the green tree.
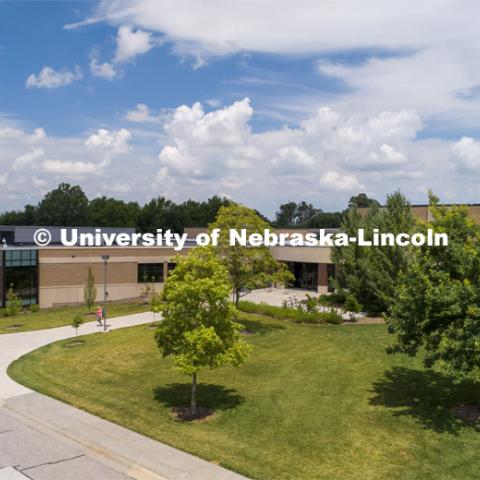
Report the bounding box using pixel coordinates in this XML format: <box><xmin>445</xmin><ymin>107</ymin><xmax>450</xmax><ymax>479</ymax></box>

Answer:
<box><xmin>88</xmin><ymin>197</ymin><xmax>140</xmax><ymax>227</ymax></box>
<box><xmin>210</xmin><ymin>204</ymin><xmax>293</xmax><ymax>306</ymax></box>
<box><xmin>72</xmin><ymin>313</ymin><xmax>84</xmax><ymax>337</ymax></box>
<box><xmin>348</xmin><ymin>193</ymin><xmax>380</xmax><ymax>209</ymax></box>
<box><xmin>137</xmin><ymin>197</ymin><xmax>175</xmax><ymax>233</ymax></box>
<box><xmin>83</xmin><ymin>267</ymin><xmax>97</xmax><ymax>312</ymax></box>
<box><xmin>387</xmin><ymin>194</ymin><xmax>480</xmax><ymax>380</ymax></box>
<box><xmin>150</xmin><ymin>292</ymin><xmax>162</xmax><ymax>325</ymax></box>
<box><xmin>333</xmin><ymin>191</ymin><xmax>416</xmax><ymax>313</ymax></box>
<box><xmin>36</xmin><ymin>183</ymin><xmax>89</xmax><ymax>226</ymax></box>
<box><xmin>155</xmin><ymin>248</ymin><xmax>250</xmax><ymax>416</ymax></box>
<box><xmin>344</xmin><ymin>294</ymin><xmax>362</xmax><ymax>321</ymax></box>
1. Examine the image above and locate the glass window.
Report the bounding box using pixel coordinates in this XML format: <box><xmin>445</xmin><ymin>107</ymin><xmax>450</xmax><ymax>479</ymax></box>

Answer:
<box><xmin>5</xmin><ymin>249</ymin><xmax>37</xmax><ymax>267</ymax></box>
<box><xmin>138</xmin><ymin>263</ymin><xmax>164</xmax><ymax>283</ymax></box>
<box><xmin>5</xmin><ymin>265</ymin><xmax>38</xmax><ymax>306</ymax></box>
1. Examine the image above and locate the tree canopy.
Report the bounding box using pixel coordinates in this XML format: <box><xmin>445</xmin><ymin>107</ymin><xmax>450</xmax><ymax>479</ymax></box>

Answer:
<box><xmin>155</xmin><ymin>247</ymin><xmax>250</xmax><ymax>415</ymax></box>
<box><xmin>209</xmin><ymin>204</ymin><xmax>293</xmax><ymax>306</ymax></box>
<box><xmin>332</xmin><ymin>191</ymin><xmax>415</xmax><ymax>313</ymax></box>
<box><xmin>387</xmin><ymin>194</ymin><xmax>480</xmax><ymax>380</ymax></box>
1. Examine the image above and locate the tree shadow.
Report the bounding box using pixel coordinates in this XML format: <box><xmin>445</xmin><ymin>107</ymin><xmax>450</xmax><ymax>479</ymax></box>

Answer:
<box><xmin>239</xmin><ymin>317</ymin><xmax>286</xmax><ymax>335</ymax></box>
<box><xmin>370</xmin><ymin>366</ymin><xmax>480</xmax><ymax>434</ymax></box>
<box><xmin>154</xmin><ymin>383</ymin><xmax>244</xmax><ymax>411</ymax></box>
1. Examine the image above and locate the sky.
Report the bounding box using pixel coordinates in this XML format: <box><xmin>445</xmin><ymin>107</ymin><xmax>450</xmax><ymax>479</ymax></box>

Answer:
<box><xmin>1</xmin><ymin>0</ymin><xmax>480</xmax><ymax>217</ymax></box>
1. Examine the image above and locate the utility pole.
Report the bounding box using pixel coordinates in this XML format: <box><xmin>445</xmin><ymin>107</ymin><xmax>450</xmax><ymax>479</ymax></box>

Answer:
<box><xmin>101</xmin><ymin>255</ymin><xmax>110</xmax><ymax>332</ymax></box>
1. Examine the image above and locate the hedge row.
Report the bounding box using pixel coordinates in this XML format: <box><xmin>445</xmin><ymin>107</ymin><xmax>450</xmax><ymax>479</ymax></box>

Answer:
<box><xmin>238</xmin><ymin>301</ymin><xmax>343</xmax><ymax>325</ymax></box>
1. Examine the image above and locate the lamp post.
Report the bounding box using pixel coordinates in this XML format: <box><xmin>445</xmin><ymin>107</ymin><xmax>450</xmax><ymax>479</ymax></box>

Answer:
<box><xmin>101</xmin><ymin>255</ymin><xmax>110</xmax><ymax>332</ymax></box>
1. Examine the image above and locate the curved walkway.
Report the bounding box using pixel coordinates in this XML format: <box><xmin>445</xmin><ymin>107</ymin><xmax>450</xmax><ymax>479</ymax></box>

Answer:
<box><xmin>0</xmin><ymin>312</ymin><xmax>153</xmax><ymax>400</ymax></box>
<box><xmin>0</xmin><ymin>312</ymin><xmax>248</xmax><ymax>480</ymax></box>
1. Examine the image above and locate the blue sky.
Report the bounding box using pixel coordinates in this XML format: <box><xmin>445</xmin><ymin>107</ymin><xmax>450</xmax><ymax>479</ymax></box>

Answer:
<box><xmin>1</xmin><ymin>1</ymin><xmax>480</xmax><ymax>217</ymax></box>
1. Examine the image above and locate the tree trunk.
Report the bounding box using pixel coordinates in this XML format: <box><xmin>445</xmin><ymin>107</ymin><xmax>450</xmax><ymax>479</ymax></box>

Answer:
<box><xmin>191</xmin><ymin>372</ymin><xmax>197</xmax><ymax>416</ymax></box>
<box><xmin>235</xmin><ymin>288</ymin><xmax>240</xmax><ymax>307</ymax></box>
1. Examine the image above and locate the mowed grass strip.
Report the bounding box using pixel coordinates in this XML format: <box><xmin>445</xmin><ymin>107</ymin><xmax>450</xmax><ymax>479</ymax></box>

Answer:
<box><xmin>8</xmin><ymin>313</ymin><xmax>480</xmax><ymax>480</ymax></box>
<box><xmin>0</xmin><ymin>301</ymin><xmax>149</xmax><ymax>334</ymax></box>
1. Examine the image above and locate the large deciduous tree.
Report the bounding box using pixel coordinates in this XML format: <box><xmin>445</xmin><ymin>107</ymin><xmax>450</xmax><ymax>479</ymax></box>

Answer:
<box><xmin>387</xmin><ymin>195</ymin><xmax>480</xmax><ymax>380</ymax></box>
<box><xmin>332</xmin><ymin>191</ymin><xmax>416</xmax><ymax>313</ymax></box>
<box><xmin>155</xmin><ymin>248</ymin><xmax>250</xmax><ymax>416</ymax></box>
<box><xmin>36</xmin><ymin>183</ymin><xmax>89</xmax><ymax>226</ymax></box>
<box><xmin>210</xmin><ymin>204</ymin><xmax>293</xmax><ymax>306</ymax></box>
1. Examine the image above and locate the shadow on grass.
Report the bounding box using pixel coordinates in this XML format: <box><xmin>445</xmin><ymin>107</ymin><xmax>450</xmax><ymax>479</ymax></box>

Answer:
<box><xmin>62</xmin><ymin>339</ymin><xmax>87</xmax><ymax>348</ymax></box>
<box><xmin>239</xmin><ymin>317</ymin><xmax>286</xmax><ymax>335</ymax></box>
<box><xmin>370</xmin><ymin>366</ymin><xmax>480</xmax><ymax>434</ymax></box>
<box><xmin>154</xmin><ymin>383</ymin><xmax>244</xmax><ymax>411</ymax></box>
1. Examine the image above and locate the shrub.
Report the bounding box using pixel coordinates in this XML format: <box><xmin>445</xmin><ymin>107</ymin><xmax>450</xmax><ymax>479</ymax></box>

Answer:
<box><xmin>322</xmin><ymin>311</ymin><xmax>343</xmax><ymax>325</ymax></box>
<box><xmin>4</xmin><ymin>287</ymin><xmax>22</xmax><ymax>317</ymax></box>
<box><xmin>344</xmin><ymin>294</ymin><xmax>362</xmax><ymax>322</ymax></box>
<box><xmin>318</xmin><ymin>292</ymin><xmax>345</xmax><ymax>307</ymax></box>
<box><xmin>238</xmin><ymin>301</ymin><xmax>343</xmax><ymax>325</ymax></box>
<box><xmin>29</xmin><ymin>304</ymin><xmax>40</xmax><ymax>313</ymax></box>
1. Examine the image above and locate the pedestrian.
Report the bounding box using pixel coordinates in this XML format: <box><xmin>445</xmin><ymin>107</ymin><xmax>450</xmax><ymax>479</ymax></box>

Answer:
<box><xmin>95</xmin><ymin>305</ymin><xmax>103</xmax><ymax>326</ymax></box>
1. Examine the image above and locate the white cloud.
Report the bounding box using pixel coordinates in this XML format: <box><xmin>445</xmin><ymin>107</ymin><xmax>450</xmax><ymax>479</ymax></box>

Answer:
<box><xmin>320</xmin><ymin>171</ymin><xmax>364</xmax><ymax>192</ymax></box>
<box><xmin>66</xmin><ymin>1</ymin><xmax>480</xmax><ymax>136</ymax></box>
<box><xmin>154</xmin><ymin>99</ymin><xmax>428</xmax><ymax>209</ymax></box>
<box><xmin>124</xmin><ymin>104</ymin><xmax>160</xmax><ymax>122</ymax></box>
<box><xmin>2</xmin><ymin>98</ymin><xmax>480</xmax><ymax>216</ymax></box>
<box><xmin>86</xmin><ymin>128</ymin><xmax>132</xmax><ymax>154</ymax></box>
<box><xmin>0</xmin><ymin>127</ymin><xmax>25</xmax><ymax>139</ymax></box>
<box><xmin>26</xmin><ymin>66</ymin><xmax>82</xmax><ymax>89</ymax></box>
<box><xmin>42</xmin><ymin>160</ymin><xmax>98</xmax><ymax>176</ymax></box>
<box><xmin>83</xmin><ymin>1</ymin><xmax>466</xmax><ymax>57</ymax></box>
<box><xmin>450</xmin><ymin>137</ymin><xmax>480</xmax><ymax>171</ymax></box>
<box><xmin>13</xmin><ymin>148</ymin><xmax>44</xmax><ymax>171</ymax></box>
<box><xmin>27</xmin><ymin>127</ymin><xmax>47</xmax><ymax>143</ymax></box>
<box><xmin>0</xmin><ymin>123</ymin><xmax>136</xmax><ymax>209</ymax></box>
<box><xmin>90</xmin><ymin>57</ymin><xmax>117</xmax><ymax>80</ymax></box>
<box><xmin>114</xmin><ymin>25</ymin><xmax>155</xmax><ymax>63</ymax></box>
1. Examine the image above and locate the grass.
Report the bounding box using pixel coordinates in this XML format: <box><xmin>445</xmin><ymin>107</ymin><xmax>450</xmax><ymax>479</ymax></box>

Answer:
<box><xmin>0</xmin><ymin>301</ymin><xmax>149</xmax><ymax>334</ymax></box>
<box><xmin>8</xmin><ymin>313</ymin><xmax>480</xmax><ymax>480</ymax></box>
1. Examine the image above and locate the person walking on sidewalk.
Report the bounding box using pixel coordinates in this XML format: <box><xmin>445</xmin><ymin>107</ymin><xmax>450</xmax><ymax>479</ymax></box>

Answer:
<box><xmin>95</xmin><ymin>305</ymin><xmax>103</xmax><ymax>326</ymax></box>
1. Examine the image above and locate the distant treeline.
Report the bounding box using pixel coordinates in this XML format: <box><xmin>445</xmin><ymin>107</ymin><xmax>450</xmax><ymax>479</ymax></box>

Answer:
<box><xmin>0</xmin><ymin>183</ymin><xmax>379</xmax><ymax>232</ymax></box>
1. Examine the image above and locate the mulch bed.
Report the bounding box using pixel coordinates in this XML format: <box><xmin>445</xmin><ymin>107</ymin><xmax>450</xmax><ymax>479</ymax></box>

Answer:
<box><xmin>452</xmin><ymin>404</ymin><xmax>480</xmax><ymax>423</ymax></box>
<box><xmin>343</xmin><ymin>316</ymin><xmax>385</xmax><ymax>325</ymax></box>
<box><xmin>62</xmin><ymin>340</ymin><xmax>86</xmax><ymax>348</ymax></box>
<box><xmin>171</xmin><ymin>406</ymin><xmax>214</xmax><ymax>422</ymax></box>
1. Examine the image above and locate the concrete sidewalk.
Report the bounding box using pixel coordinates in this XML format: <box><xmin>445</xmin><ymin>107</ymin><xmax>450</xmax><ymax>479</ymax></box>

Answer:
<box><xmin>0</xmin><ymin>312</ymin><xmax>249</xmax><ymax>480</ymax></box>
<box><xmin>0</xmin><ymin>311</ymin><xmax>153</xmax><ymax>400</ymax></box>
<box><xmin>242</xmin><ymin>287</ymin><xmax>319</xmax><ymax>306</ymax></box>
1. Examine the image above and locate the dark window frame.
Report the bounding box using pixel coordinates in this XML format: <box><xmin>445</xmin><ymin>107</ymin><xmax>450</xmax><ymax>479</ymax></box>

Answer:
<box><xmin>137</xmin><ymin>263</ymin><xmax>164</xmax><ymax>283</ymax></box>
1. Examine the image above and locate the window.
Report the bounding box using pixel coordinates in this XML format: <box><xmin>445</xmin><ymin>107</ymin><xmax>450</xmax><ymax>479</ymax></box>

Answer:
<box><xmin>5</xmin><ymin>266</ymin><xmax>38</xmax><ymax>306</ymax></box>
<box><xmin>0</xmin><ymin>231</ymin><xmax>14</xmax><ymax>245</ymax></box>
<box><xmin>138</xmin><ymin>263</ymin><xmax>164</xmax><ymax>283</ymax></box>
<box><xmin>2</xmin><ymin>249</ymin><xmax>38</xmax><ymax>306</ymax></box>
<box><xmin>327</xmin><ymin>263</ymin><xmax>336</xmax><ymax>292</ymax></box>
<box><xmin>5</xmin><ymin>249</ymin><xmax>37</xmax><ymax>267</ymax></box>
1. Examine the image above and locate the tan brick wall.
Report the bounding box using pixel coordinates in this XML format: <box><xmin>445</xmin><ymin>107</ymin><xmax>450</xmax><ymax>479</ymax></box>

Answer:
<box><xmin>37</xmin><ymin>246</ymin><xmax>184</xmax><ymax>308</ymax></box>
<box><xmin>271</xmin><ymin>246</ymin><xmax>332</xmax><ymax>263</ymax></box>
<box><xmin>39</xmin><ymin>262</ymin><xmax>138</xmax><ymax>287</ymax></box>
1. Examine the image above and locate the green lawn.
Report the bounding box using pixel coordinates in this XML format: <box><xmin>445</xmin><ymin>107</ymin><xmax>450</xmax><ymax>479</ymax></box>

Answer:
<box><xmin>8</xmin><ymin>313</ymin><xmax>480</xmax><ymax>480</ymax></box>
<box><xmin>0</xmin><ymin>301</ymin><xmax>149</xmax><ymax>334</ymax></box>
